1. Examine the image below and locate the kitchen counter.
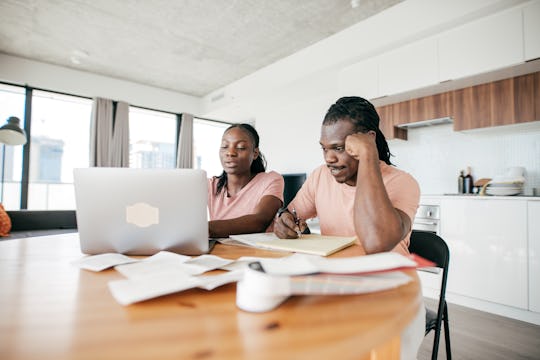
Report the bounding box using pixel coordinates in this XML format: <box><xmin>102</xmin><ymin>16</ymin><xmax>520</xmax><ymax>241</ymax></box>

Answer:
<box><xmin>421</xmin><ymin>194</ymin><xmax>540</xmax><ymax>201</ymax></box>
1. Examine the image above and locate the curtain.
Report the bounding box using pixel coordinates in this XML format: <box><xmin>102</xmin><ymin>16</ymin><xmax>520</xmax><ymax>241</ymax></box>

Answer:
<box><xmin>90</xmin><ymin>98</ymin><xmax>113</xmax><ymax>167</ymax></box>
<box><xmin>176</xmin><ymin>113</ymin><xmax>193</xmax><ymax>168</ymax></box>
<box><xmin>90</xmin><ymin>97</ymin><xmax>130</xmax><ymax>167</ymax></box>
<box><xmin>110</xmin><ymin>101</ymin><xmax>129</xmax><ymax>167</ymax></box>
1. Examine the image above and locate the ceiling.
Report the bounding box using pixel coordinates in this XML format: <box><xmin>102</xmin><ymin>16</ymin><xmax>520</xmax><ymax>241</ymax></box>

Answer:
<box><xmin>0</xmin><ymin>0</ymin><xmax>404</xmax><ymax>97</ymax></box>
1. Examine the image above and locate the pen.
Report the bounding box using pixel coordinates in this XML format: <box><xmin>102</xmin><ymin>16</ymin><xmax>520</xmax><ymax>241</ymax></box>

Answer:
<box><xmin>292</xmin><ymin>208</ymin><xmax>302</xmax><ymax>238</ymax></box>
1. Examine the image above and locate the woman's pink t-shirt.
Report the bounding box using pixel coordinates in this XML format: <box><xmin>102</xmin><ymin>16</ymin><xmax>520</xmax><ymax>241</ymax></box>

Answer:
<box><xmin>289</xmin><ymin>162</ymin><xmax>420</xmax><ymax>255</ymax></box>
<box><xmin>208</xmin><ymin>171</ymin><xmax>284</xmax><ymax>230</ymax></box>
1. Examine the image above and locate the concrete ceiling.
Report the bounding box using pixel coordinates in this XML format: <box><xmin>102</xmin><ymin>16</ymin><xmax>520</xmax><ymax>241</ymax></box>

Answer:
<box><xmin>0</xmin><ymin>0</ymin><xmax>404</xmax><ymax>97</ymax></box>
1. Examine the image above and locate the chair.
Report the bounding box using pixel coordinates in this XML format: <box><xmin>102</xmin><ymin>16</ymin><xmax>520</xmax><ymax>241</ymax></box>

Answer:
<box><xmin>409</xmin><ymin>230</ymin><xmax>452</xmax><ymax>360</ymax></box>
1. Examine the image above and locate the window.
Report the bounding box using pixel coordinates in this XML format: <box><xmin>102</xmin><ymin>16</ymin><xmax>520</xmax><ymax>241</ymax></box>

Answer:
<box><xmin>129</xmin><ymin>107</ymin><xmax>177</xmax><ymax>168</ymax></box>
<box><xmin>0</xmin><ymin>84</ymin><xmax>26</xmax><ymax>209</ymax></box>
<box><xmin>28</xmin><ymin>91</ymin><xmax>92</xmax><ymax>210</ymax></box>
<box><xmin>193</xmin><ymin>119</ymin><xmax>230</xmax><ymax>178</ymax></box>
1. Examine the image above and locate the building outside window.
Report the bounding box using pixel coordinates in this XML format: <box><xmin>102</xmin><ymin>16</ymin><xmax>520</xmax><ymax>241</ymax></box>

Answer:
<box><xmin>129</xmin><ymin>107</ymin><xmax>176</xmax><ymax>169</ymax></box>
<box><xmin>28</xmin><ymin>90</ymin><xmax>92</xmax><ymax>210</ymax></box>
<box><xmin>193</xmin><ymin>118</ymin><xmax>230</xmax><ymax>178</ymax></box>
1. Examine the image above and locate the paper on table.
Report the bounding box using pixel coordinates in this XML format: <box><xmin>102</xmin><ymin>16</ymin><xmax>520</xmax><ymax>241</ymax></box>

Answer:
<box><xmin>72</xmin><ymin>253</ymin><xmax>139</xmax><ymax>272</ymax></box>
<box><xmin>236</xmin><ymin>263</ymin><xmax>413</xmax><ymax>312</ymax></box>
<box><xmin>115</xmin><ymin>252</ymin><xmax>234</xmax><ymax>279</ymax></box>
<box><xmin>258</xmin><ymin>252</ymin><xmax>418</xmax><ymax>276</ymax></box>
<box><xmin>108</xmin><ymin>269</ymin><xmax>245</xmax><ymax>305</ymax></box>
<box><xmin>228</xmin><ymin>232</ymin><xmax>356</xmax><ymax>256</ymax></box>
<box><xmin>108</xmin><ymin>272</ymin><xmax>201</xmax><ymax>305</ymax></box>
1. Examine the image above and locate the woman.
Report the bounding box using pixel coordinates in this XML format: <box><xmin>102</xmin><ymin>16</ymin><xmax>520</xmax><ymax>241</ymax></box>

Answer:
<box><xmin>208</xmin><ymin>123</ymin><xmax>284</xmax><ymax>238</ymax></box>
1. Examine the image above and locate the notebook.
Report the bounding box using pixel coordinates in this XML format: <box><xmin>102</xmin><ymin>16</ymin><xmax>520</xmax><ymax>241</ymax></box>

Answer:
<box><xmin>74</xmin><ymin>167</ymin><xmax>209</xmax><ymax>255</ymax></box>
<box><xmin>228</xmin><ymin>233</ymin><xmax>356</xmax><ymax>256</ymax></box>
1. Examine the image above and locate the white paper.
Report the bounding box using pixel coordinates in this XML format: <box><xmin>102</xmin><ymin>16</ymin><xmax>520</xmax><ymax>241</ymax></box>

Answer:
<box><xmin>311</xmin><ymin>252</ymin><xmax>417</xmax><ymax>274</ymax></box>
<box><xmin>185</xmin><ymin>254</ymin><xmax>234</xmax><ymax>271</ymax></box>
<box><xmin>219</xmin><ymin>256</ymin><xmax>270</xmax><ymax>271</ymax></box>
<box><xmin>196</xmin><ymin>270</ymin><xmax>244</xmax><ymax>290</ymax></box>
<box><xmin>258</xmin><ymin>253</ymin><xmax>320</xmax><ymax>276</ymax></box>
<box><xmin>108</xmin><ymin>272</ymin><xmax>201</xmax><ymax>305</ymax></box>
<box><xmin>115</xmin><ymin>251</ymin><xmax>202</xmax><ymax>278</ymax></box>
<box><xmin>236</xmin><ymin>265</ymin><xmax>413</xmax><ymax>312</ymax></box>
<box><xmin>72</xmin><ymin>253</ymin><xmax>139</xmax><ymax>272</ymax></box>
<box><xmin>289</xmin><ymin>272</ymin><xmax>412</xmax><ymax>295</ymax></box>
<box><xmin>258</xmin><ymin>252</ymin><xmax>418</xmax><ymax>276</ymax></box>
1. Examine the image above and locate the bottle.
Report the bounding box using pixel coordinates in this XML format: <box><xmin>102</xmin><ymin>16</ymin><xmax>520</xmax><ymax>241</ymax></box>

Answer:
<box><xmin>464</xmin><ymin>167</ymin><xmax>473</xmax><ymax>194</ymax></box>
<box><xmin>458</xmin><ymin>170</ymin><xmax>465</xmax><ymax>194</ymax></box>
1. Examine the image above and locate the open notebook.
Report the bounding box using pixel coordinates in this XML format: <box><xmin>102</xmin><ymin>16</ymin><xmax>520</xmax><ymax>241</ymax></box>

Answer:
<box><xmin>228</xmin><ymin>233</ymin><xmax>356</xmax><ymax>256</ymax></box>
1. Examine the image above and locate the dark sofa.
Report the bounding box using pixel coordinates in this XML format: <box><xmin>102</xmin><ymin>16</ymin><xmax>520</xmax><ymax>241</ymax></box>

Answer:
<box><xmin>3</xmin><ymin>210</ymin><xmax>78</xmax><ymax>239</ymax></box>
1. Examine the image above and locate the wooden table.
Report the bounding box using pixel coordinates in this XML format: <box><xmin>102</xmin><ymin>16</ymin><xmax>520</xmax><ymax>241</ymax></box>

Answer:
<box><xmin>0</xmin><ymin>233</ymin><xmax>422</xmax><ymax>360</ymax></box>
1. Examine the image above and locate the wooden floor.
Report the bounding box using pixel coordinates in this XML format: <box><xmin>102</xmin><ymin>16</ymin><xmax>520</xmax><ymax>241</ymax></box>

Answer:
<box><xmin>417</xmin><ymin>298</ymin><xmax>540</xmax><ymax>359</ymax></box>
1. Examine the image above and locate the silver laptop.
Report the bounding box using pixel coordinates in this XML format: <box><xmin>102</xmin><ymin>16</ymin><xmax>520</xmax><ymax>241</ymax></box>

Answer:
<box><xmin>74</xmin><ymin>167</ymin><xmax>209</xmax><ymax>255</ymax></box>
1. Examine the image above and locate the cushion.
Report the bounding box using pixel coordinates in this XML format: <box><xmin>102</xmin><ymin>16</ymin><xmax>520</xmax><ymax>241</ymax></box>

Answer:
<box><xmin>0</xmin><ymin>203</ymin><xmax>12</xmax><ymax>237</ymax></box>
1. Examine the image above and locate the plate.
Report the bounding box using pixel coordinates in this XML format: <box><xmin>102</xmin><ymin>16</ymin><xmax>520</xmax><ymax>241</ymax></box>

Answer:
<box><xmin>486</xmin><ymin>187</ymin><xmax>522</xmax><ymax>196</ymax></box>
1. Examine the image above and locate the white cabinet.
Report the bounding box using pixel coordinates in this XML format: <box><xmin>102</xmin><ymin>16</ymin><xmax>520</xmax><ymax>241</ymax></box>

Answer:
<box><xmin>529</xmin><ymin>200</ymin><xmax>540</xmax><ymax>313</ymax></box>
<box><xmin>379</xmin><ymin>38</ymin><xmax>439</xmax><ymax>96</ymax></box>
<box><xmin>338</xmin><ymin>57</ymin><xmax>379</xmax><ymax>100</ymax></box>
<box><xmin>440</xmin><ymin>198</ymin><xmax>528</xmax><ymax>309</ymax></box>
<box><xmin>438</xmin><ymin>7</ymin><xmax>524</xmax><ymax>81</ymax></box>
<box><xmin>524</xmin><ymin>1</ymin><xmax>540</xmax><ymax>61</ymax></box>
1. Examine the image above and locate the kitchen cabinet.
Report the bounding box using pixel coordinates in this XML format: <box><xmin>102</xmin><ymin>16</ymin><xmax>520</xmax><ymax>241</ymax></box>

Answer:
<box><xmin>529</xmin><ymin>200</ymin><xmax>540</xmax><ymax>313</ymax></box>
<box><xmin>378</xmin><ymin>38</ymin><xmax>438</xmax><ymax>96</ymax></box>
<box><xmin>524</xmin><ymin>1</ymin><xmax>540</xmax><ymax>62</ymax></box>
<box><xmin>440</xmin><ymin>198</ymin><xmax>528</xmax><ymax>309</ymax></box>
<box><xmin>452</xmin><ymin>72</ymin><xmax>538</xmax><ymax>131</ymax></box>
<box><xmin>338</xmin><ymin>57</ymin><xmax>379</xmax><ymax>100</ymax></box>
<box><xmin>409</xmin><ymin>92</ymin><xmax>453</xmax><ymax>123</ymax></box>
<box><xmin>376</xmin><ymin>105</ymin><xmax>407</xmax><ymax>140</ymax></box>
<box><xmin>438</xmin><ymin>7</ymin><xmax>523</xmax><ymax>82</ymax></box>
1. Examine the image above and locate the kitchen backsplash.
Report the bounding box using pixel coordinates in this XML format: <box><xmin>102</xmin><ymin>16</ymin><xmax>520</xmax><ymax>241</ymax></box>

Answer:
<box><xmin>389</xmin><ymin>122</ymin><xmax>540</xmax><ymax>196</ymax></box>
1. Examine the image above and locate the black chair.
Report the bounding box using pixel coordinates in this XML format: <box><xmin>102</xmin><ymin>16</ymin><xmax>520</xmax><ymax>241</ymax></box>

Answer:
<box><xmin>282</xmin><ymin>173</ymin><xmax>306</xmax><ymax>209</ymax></box>
<box><xmin>409</xmin><ymin>230</ymin><xmax>452</xmax><ymax>360</ymax></box>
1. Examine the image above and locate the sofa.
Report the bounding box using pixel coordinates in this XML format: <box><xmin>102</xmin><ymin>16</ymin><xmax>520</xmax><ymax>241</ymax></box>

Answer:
<box><xmin>3</xmin><ymin>210</ymin><xmax>78</xmax><ymax>239</ymax></box>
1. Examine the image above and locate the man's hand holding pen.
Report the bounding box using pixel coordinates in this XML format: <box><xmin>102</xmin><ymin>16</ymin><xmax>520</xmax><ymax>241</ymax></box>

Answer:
<box><xmin>274</xmin><ymin>208</ymin><xmax>309</xmax><ymax>239</ymax></box>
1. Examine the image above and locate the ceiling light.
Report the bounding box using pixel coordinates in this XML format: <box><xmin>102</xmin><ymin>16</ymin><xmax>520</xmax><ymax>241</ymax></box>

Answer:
<box><xmin>351</xmin><ymin>0</ymin><xmax>361</xmax><ymax>8</ymax></box>
<box><xmin>70</xmin><ymin>49</ymin><xmax>89</xmax><ymax>65</ymax></box>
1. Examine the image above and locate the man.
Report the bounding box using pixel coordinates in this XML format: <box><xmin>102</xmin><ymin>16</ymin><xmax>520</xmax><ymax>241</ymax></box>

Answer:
<box><xmin>275</xmin><ymin>96</ymin><xmax>420</xmax><ymax>255</ymax></box>
<box><xmin>275</xmin><ymin>96</ymin><xmax>423</xmax><ymax>359</ymax></box>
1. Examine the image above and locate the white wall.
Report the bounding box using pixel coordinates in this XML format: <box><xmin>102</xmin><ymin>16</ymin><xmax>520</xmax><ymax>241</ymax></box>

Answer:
<box><xmin>0</xmin><ymin>53</ymin><xmax>201</xmax><ymax>114</ymax></box>
<box><xmin>390</xmin><ymin>123</ymin><xmax>540</xmax><ymax>196</ymax></box>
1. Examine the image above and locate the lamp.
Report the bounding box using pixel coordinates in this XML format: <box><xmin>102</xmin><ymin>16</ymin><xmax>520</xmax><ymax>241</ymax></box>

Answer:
<box><xmin>0</xmin><ymin>116</ymin><xmax>27</xmax><ymax>204</ymax></box>
<box><xmin>0</xmin><ymin>116</ymin><xmax>27</xmax><ymax>145</ymax></box>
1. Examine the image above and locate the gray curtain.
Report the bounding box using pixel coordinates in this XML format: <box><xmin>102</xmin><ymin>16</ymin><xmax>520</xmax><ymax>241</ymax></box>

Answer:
<box><xmin>176</xmin><ymin>113</ymin><xmax>193</xmax><ymax>168</ymax></box>
<box><xmin>90</xmin><ymin>97</ymin><xmax>130</xmax><ymax>167</ymax></box>
<box><xmin>110</xmin><ymin>101</ymin><xmax>129</xmax><ymax>167</ymax></box>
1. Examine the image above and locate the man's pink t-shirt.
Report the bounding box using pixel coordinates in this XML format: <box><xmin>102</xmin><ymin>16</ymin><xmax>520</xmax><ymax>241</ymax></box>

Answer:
<box><xmin>208</xmin><ymin>171</ymin><xmax>284</xmax><ymax>231</ymax></box>
<box><xmin>289</xmin><ymin>162</ymin><xmax>420</xmax><ymax>255</ymax></box>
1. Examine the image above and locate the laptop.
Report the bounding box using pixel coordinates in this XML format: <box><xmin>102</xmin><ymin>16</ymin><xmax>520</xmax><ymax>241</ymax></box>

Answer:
<box><xmin>74</xmin><ymin>167</ymin><xmax>209</xmax><ymax>255</ymax></box>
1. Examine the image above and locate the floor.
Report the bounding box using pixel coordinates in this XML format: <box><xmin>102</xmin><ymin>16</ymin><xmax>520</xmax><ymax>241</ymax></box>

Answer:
<box><xmin>418</xmin><ymin>298</ymin><xmax>540</xmax><ymax>359</ymax></box>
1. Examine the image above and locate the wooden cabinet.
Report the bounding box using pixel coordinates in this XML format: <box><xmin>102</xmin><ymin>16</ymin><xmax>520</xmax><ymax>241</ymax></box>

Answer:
<box><xmin>376</xmin><ymin>105</ymin><xmax>407</xmax><ymax>140</ymax></box>
<box><xmin>377</xmin><ymin>71</ymin><xmax>539</xmax><ymax>135</ymax></box>
<box><xmin>409</xmin><ymin>92</ymin><xmax>453</xmax><ymax>122</ymax></box>
<box><xmin>438</xmin><ymin>7</ymin><xmax>524</xmax><ymax>81</ymax></box>
<box><xmin>452</xmin><ymin>72</ymin><xmax>538</xmax><ymax>131</ymax></box>
<box><xmin>440</xmin><ymin>198</ymin><xmax>528</xmax><ymax>309</ymax></box>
